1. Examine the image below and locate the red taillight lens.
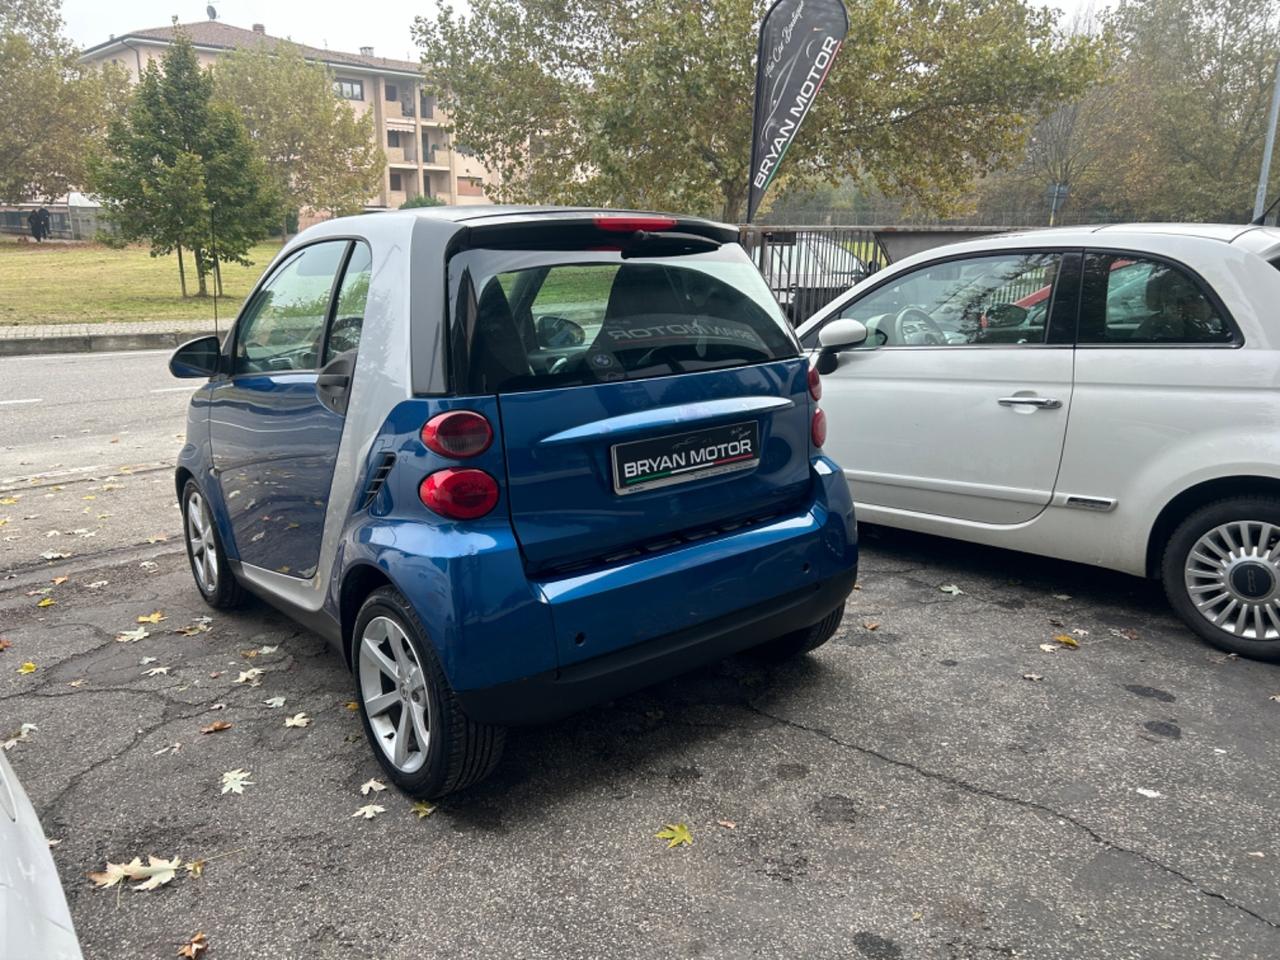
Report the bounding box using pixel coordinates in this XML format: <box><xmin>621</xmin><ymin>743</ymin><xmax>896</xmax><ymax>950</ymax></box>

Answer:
<box><xmin>807</xmin><ymin>365</ymin><xmax>822</xmax><ymax>402</ymax></box>
<box><xmin>421</xmin><ymin>411</ymin><xmax>493</xmax><ymax>458</ymax></box>
<box><xmin>593</xmin><ymin>214</ymin><xmax>678</xmax><ymax>233</ymax></box>
<box><xmin>419</xmin><ymin>468</ymin><xmax>499</xmax><ymax>520</ymax></box>
<box><xmin>811</xmin><ymin>407</ymin><xmax>827</xmax><ymax>448</ymax></box>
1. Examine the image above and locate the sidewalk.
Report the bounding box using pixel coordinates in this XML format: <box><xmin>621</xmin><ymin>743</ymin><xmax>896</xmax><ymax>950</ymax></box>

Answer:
<box><xmin>0</xmin><ymin>318</ymin><xmax>219</xmax><ymax>357</ymax></box>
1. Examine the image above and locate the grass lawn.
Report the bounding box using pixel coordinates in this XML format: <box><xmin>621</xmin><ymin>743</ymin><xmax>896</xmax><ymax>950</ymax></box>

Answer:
<box><xmin>0</xmin><ymin>236</ymin><xmax>284</xmax><ymax>325</ymax></box>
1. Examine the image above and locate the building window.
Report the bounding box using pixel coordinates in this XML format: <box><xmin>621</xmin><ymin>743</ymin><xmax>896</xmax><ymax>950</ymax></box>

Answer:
<box><xmin>390</xmin><ymin>173</ymin><xmax>402</xmax><ymax>191</ymax></box>
<box><xmin>458</xmin><ymin>176</ymin><xmax>485</xmax><ymax>197</ymax></box>
<box><xmin>385</xmin><ymin>83</ymin><xmax>398</xmax><ymax>101</ymax></box>
<box><xmin>334</xmin><ymin>78</ymin><xmax>363</xmax><ymax>101</ymax></box>
<box><xmin>387</xmin><ymin>130</ymin><xmax>400</xmax><ymax>148</ymax></box>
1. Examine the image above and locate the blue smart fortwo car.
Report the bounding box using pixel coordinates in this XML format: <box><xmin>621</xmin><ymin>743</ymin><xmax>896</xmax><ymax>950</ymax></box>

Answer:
<box><xmin>169</xmin><ymin>207</ymin><xmax>858</xmax><ymax>797</ymax></box>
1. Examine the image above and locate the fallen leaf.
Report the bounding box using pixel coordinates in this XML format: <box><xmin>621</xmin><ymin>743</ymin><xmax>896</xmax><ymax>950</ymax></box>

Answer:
<box><xmin>1022</xmin><ymin>673</ymin><xmax>1044</xmax><ymax>682</ymax></box>
<box><xmin>263</xmin><ymin>696</ymin><xmax>286</xmax><ymax>708</ymax></box>
<box><xmin>1269</xmin><ymin>694</ymin><xmax>1280</xmax><ymax>703</ymax></box>
<box><xmin>177</xmin><ymin>932</ymin><xmax>208</xmax><ymax>958</ymax></box>
<box><xmin>258</xmin><ymin>644</ymin><xmax>278</xmax><ymax>654</ymax></box>
<box><xmin>137</xmin><ymin>611</ymin><xmax>166</xmax><ymax>624</ymax></box>
<box><xmin>51</xmin><ymin>576</ymin><xmax>68</xmax><ymax>585</ymax></box>
<box><xmin>88</xmin><ymin>859</ymin><xmax>135</xmax><ymax>889</ymax></box>
<box><xmin>1071</xmin><ymin>628</ymin><xmax>1089</xmax><ymax>637</ymax></box>
<box><xmin>0</xmin><ymin>496</ymin><xmax>17</xmax><ymax>506</ymax></box>
<box><xmin>209</xmin><ymin>702</ymin><xmax>226</xmax><ymax>710</ymax></box>
<box><xmin>717</xmin><ymin>820</ymin><xmax>737</xmax><ymax>830</ymax></box>
<box><xmin>68</xmin><ymin>678</ymin><xmax>86</xmax><ymax>688</ymax></box>
<box><xmin>655</xmin><ymin>823</ymin><xmax>693</xmax><ymax>848</ymax></box>
<box><xmin>47</xmin><ymin>838</ymin><xmax>62</xmax><ymax>847</ymax></box>
<box><xmin>1038</xmin><ymin>644</ymin><xmax>1059</xmax><ymax>653</ymax></box>
<box><xmin>145</xmin><ymin>535</ymin><xmax>167</xmax><ymax>544</ymax></box>
<box><xmin>234</xmin><ymin>668</ymin><xmax>263</xmax><ymax>686</ymax></box>
<box><xmin>1053</xmin><ymin>634</ymin><xmax>1079</xmax><ymax>649</ymax></box>
<box><xmin>86</xmin><ymin>580</ymin><xmax>108</xmax><ymax>589</ymax></box>
<box><xmin>345</xmin><ymin>700</ymin><xmax>359</xmax><ymax>712</ymax></box>
<box><xmin>0</xmin><ymin>638</ymin><xmax>11</xmax><ymax>652</ymax></box>
<box><xmin>352</xmin><ymin>803</ymin><xmax>386</xmax><ymax>820</ymax></box>
<box><xmin>1052</xmin><ymin>593</ymin><xmax>1072</xmax><ymax>601</ymax></box>
<box><xmin>360</xmin><ymin>778</ymin><xmax>386</xmax><ymax>796</ymax></box>
<box><xmin>284</xmin><ymin>712</ymin><xmax>310</xmax><ymax>728</ymax></box>
<box><xmin>411</xmin><ymin>801</ymin><xmax>436</xmax><ymax>819</ymax></box>
<box><xmin>139</xmin><ymin>561</ymin><xmax>158</xmax><ymax>572</ymax></box>
<box><xmin>939</xmin><ymin>584</ymin><xmax>963</xmax><ymax>596</ymax></box>
<box><xmin>143</xmin><ymin>666</ymin><xmax>169</xmax><ymax>677</ymax></box>
<box><xmin>200</xmin><ymin>721</ymin><xmax>232</xmax><ymax>735</ymax></box>
<box><xmin>39</xmin><ymin>550</ymin><xmax>69</xmax><ymax>561</ymax></box>
<box><xmin>1135</xmin><ymin>787</ymin><xmax>1163</xmax><ymax>799</ymax></box>
<box><xmin>115</xmin><ymin>626</ymin><xmax>149</xmax><ymax>643</ymax></box>
<box><xmin>17</xmin><ymin>661</ymin><xmax>36</xmax><ymax>675</ymax></box>
<box><xmin>140</xmin><ymin>656</ymin><xmax>158</xmax><ymax>665</ymax></box>
<box><xmin>1247</xmin><ymin>851</ymin><xmax>1266</xmax><ymax>859</ymax></box>
<box><xmin>153</xmin><ymin>743</ymin><xmax>181</xmax><ymax>756</ymax></box>
<box><xmin>36</xmin><ymin>597</ymin><xmax>54</xmax><ymax>608</ymax></box>
<box><xmin>185</xmin><ymin>860</ymin><xmax>205</xmax><ymax>878</ymax></box>
<box><xmin>220</xmin><ymin>769</ymin><xmax>253</xmax><ymax>795</ymax></box>
<box><xmin>862</xmin><ymin>621</ymin><xmax>880</xmax><ymax>631</ymax></box>
<box><xmin>239</xmin><ymin>649</ymin><xmax>259</xmax><ymax>659</ymax></box>
<box><xmin>128</xmin><ymin>855</ymin><xmax>181</xmax><ymax>891</ymax></box>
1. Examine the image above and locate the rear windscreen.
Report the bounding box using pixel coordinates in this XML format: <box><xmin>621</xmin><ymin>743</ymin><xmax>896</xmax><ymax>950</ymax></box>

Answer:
<box><xmin>446</xmin><ymin>243</ymin><xmax>799</xmax><ymax>393</ymax></box>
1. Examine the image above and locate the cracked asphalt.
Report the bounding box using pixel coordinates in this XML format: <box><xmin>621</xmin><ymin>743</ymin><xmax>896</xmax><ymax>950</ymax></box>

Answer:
<box><xmin>3</xmin><ymin>350</ymin><xmax>1280</xmax><ymax>959</ymax></box>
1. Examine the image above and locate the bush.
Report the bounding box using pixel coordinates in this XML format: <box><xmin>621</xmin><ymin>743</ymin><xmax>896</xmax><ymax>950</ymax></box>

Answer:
<box><xmin>400</xmin><ymin>194</ymin><xmax>446</xmax><ymax>209</ymax></box>
<box><xmin>95</xmin><ymin>230</ymin><xmax>128</xmax><ymax>249</ymax></box>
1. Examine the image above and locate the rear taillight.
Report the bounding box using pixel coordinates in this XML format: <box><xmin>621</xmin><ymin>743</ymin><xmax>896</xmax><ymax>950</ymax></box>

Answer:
<box><xmin>593</xmin><ymin>214</ymin><xmax>678</xmax><ymax>233</ymax></box>
<box><xmin>421</xmin><ymin>411</ymin><xmax>493</xmax><ymax>458</ymax></box>
<box><xmin>807</xmin><ymin>365</ymin><xmax>822</xmax><ymax>402</ymax></box>
<box><xmin>811</xmin><ymin>407</ymin><xmax>827</xmax><ymax>448</ymax></box>
<box><xmin>419</xmin><ymin>468</ymin><xmax>499</xmax><ymax>520</ymax></box>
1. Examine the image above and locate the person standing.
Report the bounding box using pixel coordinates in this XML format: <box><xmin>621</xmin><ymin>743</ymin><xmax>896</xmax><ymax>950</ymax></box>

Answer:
<box><xmin>37</xmin><ymin>207</ymin><xmax>51</xmax><ymax>241</ymax></box>
<box><xmin>26</xmin><ymin>209</ymin><xmax>42</xmax><ymax>242</ymax></box>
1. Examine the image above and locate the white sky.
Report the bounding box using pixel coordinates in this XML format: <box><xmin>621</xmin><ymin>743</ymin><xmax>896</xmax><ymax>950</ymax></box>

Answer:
<box><xmin>62</xmin><ymin>0</ymin><xmax>1111</xmax><ymax>62</ymax></box>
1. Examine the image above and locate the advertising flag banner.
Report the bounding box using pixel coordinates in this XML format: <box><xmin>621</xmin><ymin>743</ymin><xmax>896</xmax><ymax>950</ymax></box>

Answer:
<box><xmin>747</xmin><ymin>0</ymin><xmax>849</xmax><ymax>222</ymax></box>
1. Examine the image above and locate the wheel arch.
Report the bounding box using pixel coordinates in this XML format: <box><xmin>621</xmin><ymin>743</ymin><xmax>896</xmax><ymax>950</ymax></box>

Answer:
<box><xmin>175</xmin><ymin>466</ymin><xmax>195</xmax><ymax>503</ymax></box>
<box><xmin>338</xmin><ymin>563</ymin><xmax>394</xmax><ymax>669</ymax></box>
<box><xmin>1145</xmin><ymin>475</ymin><xmax>1280</xmax><ymax>577</ymax></box>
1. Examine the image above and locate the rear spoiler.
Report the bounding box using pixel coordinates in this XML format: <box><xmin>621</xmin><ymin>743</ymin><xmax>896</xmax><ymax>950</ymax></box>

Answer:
<box><xmin>450</xmin><ymin>211</ymin><xmax>739</xmax><ymax>254</ymax></box>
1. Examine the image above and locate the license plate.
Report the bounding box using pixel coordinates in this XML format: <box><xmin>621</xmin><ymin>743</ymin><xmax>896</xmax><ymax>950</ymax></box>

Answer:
<box><xmin>611</xmin><ymin>421</ymin><xmax>760</xmax><ymax>496</ymax></box>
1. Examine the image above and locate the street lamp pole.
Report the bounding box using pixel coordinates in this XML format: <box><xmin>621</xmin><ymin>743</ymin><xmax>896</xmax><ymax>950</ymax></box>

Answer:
<box><xmin>1253</xmin><ymin>59</ymin><xmax>1280</xmax><ymax>223</ymax></box>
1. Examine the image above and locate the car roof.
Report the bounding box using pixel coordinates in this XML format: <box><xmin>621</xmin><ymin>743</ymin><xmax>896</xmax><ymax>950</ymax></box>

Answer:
<box><xmin>322</xmin><ymin>204</ymin><xmax>736</xmax><ymax>232</ymax></box>
<box><xmin>980</xmin><ymin>222</ymin><xmax>1280</xmax><ymax>251</ymax></box>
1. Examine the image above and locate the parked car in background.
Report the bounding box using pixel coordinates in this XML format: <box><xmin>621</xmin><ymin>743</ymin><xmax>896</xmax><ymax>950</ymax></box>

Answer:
<box><xmin>170</xmin><ymin>207</ymin><xmax>858</xmax><ymax>798</ymax></box>
<box><xmin>751</xmin><ymin>230</ymin><xmax>873</xmax><ymax>321</ymax></box>
<box><xmin>0</xmin><ymin>751</ymin><xmax>83</xmax><ymax>960</ymax></box>
<box><xmin>800</xmin><ymin>222</ymin><xmax>1280</xmax><ymax>661</ymax></box>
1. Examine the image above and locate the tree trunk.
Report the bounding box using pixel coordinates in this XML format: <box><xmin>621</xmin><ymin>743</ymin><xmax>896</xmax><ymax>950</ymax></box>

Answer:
<box><xmin>193</xmin><ymin>245</ymin><xmax>208</xmax><ymax>298</ymax></box>
<box><xmin>721</xmin><ymin>182</ymin><xmax>746</xmax><ymax>225</ymax></box>
<box><xmin>214</xmin><ymin>257</ymin><xmax>224</xmax><ymax>298</ymax></box>
<box><xmin>176</xmin><ymin>244</ymin><xmax>188</xmax><ymax>298</ymax></box>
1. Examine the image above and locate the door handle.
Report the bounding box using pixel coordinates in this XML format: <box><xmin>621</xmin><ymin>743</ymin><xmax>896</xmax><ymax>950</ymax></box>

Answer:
<box><xmin>997</xmin><ymin>396</ymin><xmax>1062</xmax><ymax>409</ymax></box>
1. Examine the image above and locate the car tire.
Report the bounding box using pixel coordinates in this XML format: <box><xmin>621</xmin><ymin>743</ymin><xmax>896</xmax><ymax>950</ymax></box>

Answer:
<box><xmin>752</xmin><ymin>603</ymin><xmax>845</xmax><ymax>661</ymax></box>
<box><xmin>353</xmin><ymin>586</ymin><xmax>506</xmax><ymax>799</ymax></box>
<box><xmin>181</xmin><ymin>480</ymin><xmax>246</xmax><ymax>609</ymax></box>
<box><xmin>1162</xmin><ymin>497</ymin><xmax>1280</xmax><ymax>662</ymax></box>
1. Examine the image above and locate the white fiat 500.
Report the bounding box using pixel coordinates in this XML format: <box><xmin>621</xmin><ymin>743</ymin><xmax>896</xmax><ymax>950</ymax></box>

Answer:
<box><xmin>798</xmin><ymin>223</ymin><xmax>1280</xmax><ymax>661</ymax></box>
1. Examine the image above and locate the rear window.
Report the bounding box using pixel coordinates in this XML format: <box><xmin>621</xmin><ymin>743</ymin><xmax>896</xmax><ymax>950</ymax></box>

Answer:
<box><xmin>447</xmin><ymin>244</ymin><xmax>799</xmax><ymax>393</ymax></box>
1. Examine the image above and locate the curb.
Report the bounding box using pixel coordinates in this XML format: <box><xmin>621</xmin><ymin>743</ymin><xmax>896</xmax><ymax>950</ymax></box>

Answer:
<box><xmin>0</xmin><ymin>330</ymin><xmax>217</xmax><ymax>357</ymax></box>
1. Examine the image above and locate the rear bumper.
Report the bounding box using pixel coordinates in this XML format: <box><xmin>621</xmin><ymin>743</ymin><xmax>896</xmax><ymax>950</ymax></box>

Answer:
<box><xmin>456</xmin><ymin>564</ymin><xmax>856</xmax><ymax>725</ymax></box>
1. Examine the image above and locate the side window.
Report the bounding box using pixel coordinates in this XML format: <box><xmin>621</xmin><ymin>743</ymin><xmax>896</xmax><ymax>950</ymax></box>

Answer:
<box><xmin>323</xmin><ymin>242</ymin><xmax>372</xmax><ymax>364</ymax></box>
<box><xmin>234</xmin><ymin>242</ymin><xmax>347</xmax><ymax>375</ymax></box>
<box><xmin>830</xmin><ymin>253</ymin><xmax>1061</xmax><ymax>347</ymax></box>
<box><xmin>1080</xmin><ymin>253</ymin><xmax>1234</xmax><ymax>344</ymax></box>
<box><xmin>529</xmin><ymin>265</ymin><xmax>619</xmax><ymax>344</ymax></box>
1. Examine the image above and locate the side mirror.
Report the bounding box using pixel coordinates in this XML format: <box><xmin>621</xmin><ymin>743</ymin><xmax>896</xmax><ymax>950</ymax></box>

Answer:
<box><xmin>536</xmin><ymin>315</ymin><xmax>585</xmax><ymax>348</ymax></box>
<box><xmin>169</xmin><ymin>335</ymin><xmax>222</xmax><ymax>378</ymax></box>
<box><xmin>815</xmin><ymin>319</ymin><xmax>868</xmax><ymax>375</ymax></box>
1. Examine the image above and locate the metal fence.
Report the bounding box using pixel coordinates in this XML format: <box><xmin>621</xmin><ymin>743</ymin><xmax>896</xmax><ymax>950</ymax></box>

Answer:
<box><xmin>0</xmin><ymin>206</ymin><xmax>108</xmax><ymax>241</ymax></box>
<box><xmin>739</xmin><ymin>224</ymin><xmax>890</xmax><ymax>322</ymax></box>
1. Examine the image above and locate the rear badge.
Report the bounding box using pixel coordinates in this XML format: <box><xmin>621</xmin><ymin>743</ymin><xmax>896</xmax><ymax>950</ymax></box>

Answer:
<box><xmin>611</xmin><ymin>421</ymin><xmax>760</xmax><ymax>495</ymax></box>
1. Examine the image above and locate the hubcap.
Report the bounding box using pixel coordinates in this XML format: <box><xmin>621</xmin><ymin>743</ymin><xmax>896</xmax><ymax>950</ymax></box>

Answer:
<box><xmin>358</xmin><ymin>616</ymin><xmax>431</xmax><ymax>774</ymax></box>
<box><xmin>1185</xmin><ymin>520</ymin><xmax>1280</xmax><ymax>641</ymax></box>
<box><xmin>185</xmin><ymin>491</ymin><xmax>218</xmax><ymax>595</ymax></box>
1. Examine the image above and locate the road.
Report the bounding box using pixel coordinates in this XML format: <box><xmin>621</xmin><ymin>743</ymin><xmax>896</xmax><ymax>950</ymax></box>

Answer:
<box><xmin>2</xmin><ymin>350</ymin><xmax>1280</xmax><ymax>960</ymax></box>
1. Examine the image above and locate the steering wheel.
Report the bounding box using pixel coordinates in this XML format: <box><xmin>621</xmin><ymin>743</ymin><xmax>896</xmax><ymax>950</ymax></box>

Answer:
<box><xmin>893</xmin><ymin>306</ymin><xmax>947</xmax><ymax>346</ymax></box>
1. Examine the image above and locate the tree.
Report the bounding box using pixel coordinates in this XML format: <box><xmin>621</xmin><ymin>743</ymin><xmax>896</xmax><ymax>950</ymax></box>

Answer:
<box><xmin>88</xmin><ymin>32</ymin><xmax>277</xmax><ymax>296</ymax></box>
<box><xmin>213</xmin><ymin>41</ymin><xmax>385</xmax><ymax>231</ymax></box>
<box><xmin>0</xmin><ymin>0</ymin><xmax>128</xmax><ymax>203</ymax></box>
<box><xmin>413</xmin><ymin>0</ymin><xmax>1104</xmax><ymax>221</ymax></box>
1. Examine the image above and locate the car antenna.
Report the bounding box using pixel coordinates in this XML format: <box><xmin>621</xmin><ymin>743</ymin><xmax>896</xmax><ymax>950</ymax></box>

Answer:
<box><xmin>1252</xmin><ymin>193</ymin><xmax>1280</xmax><ymax>225</ymax></box>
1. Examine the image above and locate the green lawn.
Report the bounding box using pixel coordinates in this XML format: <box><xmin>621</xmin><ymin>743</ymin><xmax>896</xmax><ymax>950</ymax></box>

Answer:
<box><xmin>0</xmin><ymin>236</ymin><xmax>284</xmax><ymax>325</ymax></box>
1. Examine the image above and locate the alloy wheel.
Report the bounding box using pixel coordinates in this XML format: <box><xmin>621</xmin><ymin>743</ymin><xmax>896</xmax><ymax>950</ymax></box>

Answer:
<box><xmin>358</xmin><ymin>616</ymin><xmax>431</xmax><ymax>773</ymax></box>
<box><xmin>1184</xmin><ymin>520</ymin><xmax>1280</xmax><ymax>642</ymax></box>
<box><xmin>185</xmin><ymin>490</ymin><xmax>219</xmax><ymax>595</ymax></box>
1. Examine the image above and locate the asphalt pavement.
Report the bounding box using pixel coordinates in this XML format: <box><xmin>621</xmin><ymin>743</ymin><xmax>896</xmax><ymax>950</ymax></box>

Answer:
<box><xmin>2</xmin><ymin>351</ymin><xmax>1279</xmax><ymax>960</ymax></box>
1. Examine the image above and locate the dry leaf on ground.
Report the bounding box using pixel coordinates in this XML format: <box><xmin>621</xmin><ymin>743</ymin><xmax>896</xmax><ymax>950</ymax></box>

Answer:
<box><xmin>143</xmin><ymin>666</ymin><xmax>169</xmax><ymax>677</ymax></box>
<box><xmin>17</xmin><ymin>661</ymin><xmax>36</xmax><ymax>675</ymax></box>
<box><xmin>361</xmin><ymin>778</ymin><xmax>386</xmax><ymax>796</ymax></box>
<box><xmin>220</xmin><ymin>769</ymin><xmax>253</xmax><ymax>795</ymax></box>
<box><xmin>200</xmin><ymin>721</ymin><xmax>232</xmax><ymax>735</ymax></box>
<box><xmin>234</xmin><ymin>668</ymin><xmax>263</xmax><ymax>686</ymax></box>
<box><xmin>137</xmin><ymin>611</ymin><xmax>166</xmax><ymax>624</ymax></box>
<box><xmin>411</xmin><ymin>801</ymin><xmax>435</xmax><ymax>819</ymax></box>
<box><xmin>655</xmin><ymin>823</ymin><xmax>693</xmax><ymax>848</ymax></box>
<box><xmin>353</xmin><ymin>804</ymin><xmax>385</xmax><ymax>820</ymax></box>
<box><xmin>263</xmin><ymin>696</ymin><xmax>286</xmax><ymax>708</ymax></box>
<box><xmin>177</xmin><ymin>932</ymin><xmax>209</xmax><ymax>958</ymax></box>
<box><xmin>115</xmin><ymin>627</ymin><xmax>149</xmax><ymax>643</ymax></box>
<box><xmin>1053</xmin><ymin>634</ymin><xmax>1079</xmax><ymax>649</ymax></box>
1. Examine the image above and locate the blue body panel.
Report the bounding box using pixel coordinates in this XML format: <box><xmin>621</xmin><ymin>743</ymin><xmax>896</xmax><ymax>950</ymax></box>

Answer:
<box><xmin>206</xmin><ymin>372</ymin><xmax>344</xmax><ymax>578</ymax></box>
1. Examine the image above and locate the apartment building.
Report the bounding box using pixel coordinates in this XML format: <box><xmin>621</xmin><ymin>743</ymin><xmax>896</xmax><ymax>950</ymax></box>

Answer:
<box><xmin>80</xmin><ymin>20</ymin><xmax>499</xmax><ymax>213</ymax></box>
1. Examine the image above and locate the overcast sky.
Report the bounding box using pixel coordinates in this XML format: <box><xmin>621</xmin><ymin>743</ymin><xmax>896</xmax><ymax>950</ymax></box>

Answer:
<box><xmin>62</xmin><ymin>0</ymin><xmax>1109</xmax><ymax>61</ymax></box>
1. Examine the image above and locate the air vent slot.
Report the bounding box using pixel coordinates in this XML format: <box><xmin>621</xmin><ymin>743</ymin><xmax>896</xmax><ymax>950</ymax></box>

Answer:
<box><xmin>361</xmin><ymin>452</ymin><xmax>397</xmax><ymax>510</ymax></box>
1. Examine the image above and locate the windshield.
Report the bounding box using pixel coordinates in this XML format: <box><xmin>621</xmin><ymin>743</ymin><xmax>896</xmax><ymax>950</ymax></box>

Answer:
<box><xmin>446</xmin><ymin>243</ymin><xmax>799</xmax><ymax>393</ymax></box>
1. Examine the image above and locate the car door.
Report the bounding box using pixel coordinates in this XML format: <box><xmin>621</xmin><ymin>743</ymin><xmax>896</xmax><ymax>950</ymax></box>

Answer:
<box><xmin>805</xmin><ymin>250</ymin><xmax>1080</xmax><ymax>524</ymax></box>
<box><xmin>207</xmin><ymin>239</ymin><xmax>372</xmax><ymax>577</ymax></box>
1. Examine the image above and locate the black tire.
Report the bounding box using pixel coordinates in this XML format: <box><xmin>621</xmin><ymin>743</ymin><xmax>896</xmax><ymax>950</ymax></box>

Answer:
<box><xmin>180</xmin><ymin>480</ymin><xmax>246</xmax><ymax>609</ymax></box>
<box><xmin>753</xmin><ymin>603</ymin><xmax>845</xmax><ymax>661</ymax></box>
<box><xmin>352</xmin><ymin>587</ymin><xmax>505</xmax><ymax>798</ymax></box>
<box><xmin>1162</xmin><ymin>496</ymin><xmax>1280</xmax><ymax>662</ymax></box>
